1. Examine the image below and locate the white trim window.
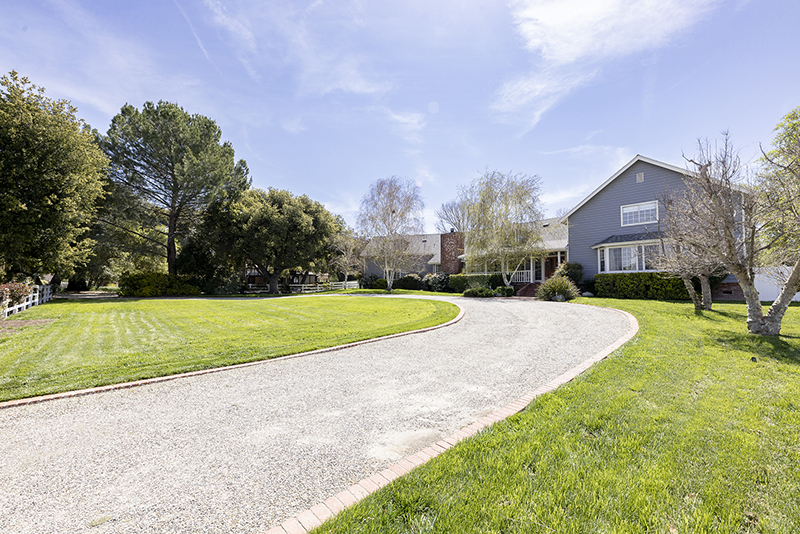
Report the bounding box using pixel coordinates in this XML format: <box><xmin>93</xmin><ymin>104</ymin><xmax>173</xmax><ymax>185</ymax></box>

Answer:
<box><xmin>621</xmin><ymin>201</ymin><xmax>658</xmax><ymax>226</ymax></box>
<box><xmin>598</xmin><ymin>244</ymin><xmax>659</xmax><ymax>273</ymax></box>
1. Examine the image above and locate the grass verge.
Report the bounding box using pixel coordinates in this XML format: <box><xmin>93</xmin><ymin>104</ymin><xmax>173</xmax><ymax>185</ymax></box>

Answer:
<box><xmin>311</xmin><ymin>299</ymin><xmax>800</xmax><ymax>533</ymax></box>
<box><xmin>0</xmin><ymin>295</ymin><xmax>458</xmax><ymax>402</ymax></box>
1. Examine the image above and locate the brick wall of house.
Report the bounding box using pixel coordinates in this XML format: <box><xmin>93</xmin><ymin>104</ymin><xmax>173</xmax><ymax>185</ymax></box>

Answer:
<box><xmin>441</xmin><ymin>232</ymin><xmax>464</xmax><ymax>274</ymax></box>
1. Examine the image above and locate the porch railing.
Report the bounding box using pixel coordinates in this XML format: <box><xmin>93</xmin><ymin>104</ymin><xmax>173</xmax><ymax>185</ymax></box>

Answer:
<box><xmin>465</xmin><ymin>270</ymin><xmax>535</xmax><ymax>284</ymax></box>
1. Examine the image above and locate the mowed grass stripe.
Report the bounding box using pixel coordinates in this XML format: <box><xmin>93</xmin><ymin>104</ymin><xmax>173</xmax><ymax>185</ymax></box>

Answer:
<box><xmin>0</xmin><ymin>296</ymin><xmax>458</xmax><ymax>402</ymax></box>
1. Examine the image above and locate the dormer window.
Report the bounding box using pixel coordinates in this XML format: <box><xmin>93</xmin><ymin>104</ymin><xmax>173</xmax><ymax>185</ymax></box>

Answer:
<box><xmin>621</xmin><ymin>201</ymin><xmax>658</xmax><ymax>226</ymax></box>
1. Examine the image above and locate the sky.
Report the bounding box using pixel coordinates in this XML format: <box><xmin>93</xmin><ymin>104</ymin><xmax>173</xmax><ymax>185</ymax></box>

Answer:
<box><xmin>3</xmin><ymin>0</ymin><xmax>799</xmax><ymax>233</ymax></box>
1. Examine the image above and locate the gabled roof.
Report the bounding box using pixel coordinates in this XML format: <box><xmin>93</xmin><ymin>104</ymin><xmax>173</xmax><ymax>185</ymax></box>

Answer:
<box><xmin>558</xmin><ymin>155</ymin><xmax>688</xmax><ymax>223</ymax></box>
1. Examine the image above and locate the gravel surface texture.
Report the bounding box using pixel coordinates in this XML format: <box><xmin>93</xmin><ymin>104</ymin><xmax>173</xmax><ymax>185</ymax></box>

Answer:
<box><xmin>0</xmin><ymin>296</ymin><xmax>633</xmax><ymax>534</ymax></box>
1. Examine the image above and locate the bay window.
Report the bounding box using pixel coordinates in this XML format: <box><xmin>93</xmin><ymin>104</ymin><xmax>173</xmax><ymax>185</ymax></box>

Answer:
<box><xmin>598</xmin><ymin>244</ymin><xmax>660</xmax><ymax>273</ymax></box>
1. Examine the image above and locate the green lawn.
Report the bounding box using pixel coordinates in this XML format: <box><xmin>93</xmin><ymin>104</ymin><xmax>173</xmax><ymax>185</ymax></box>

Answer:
<box><xmin>0</xmin><ymin>295</ymin><xmax>458</xmax><ymax>402</ymax></box>
<box><xmin>312</xmin><ymin>299</ymin><xmax>800</xmax><ymax>533</ymax></box>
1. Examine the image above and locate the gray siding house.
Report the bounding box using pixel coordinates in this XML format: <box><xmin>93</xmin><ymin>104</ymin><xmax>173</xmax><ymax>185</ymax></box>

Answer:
<box><xmin>564</xmin><ymin>155</ymin><xmax>687</xmax><ymax>279</ymax></box>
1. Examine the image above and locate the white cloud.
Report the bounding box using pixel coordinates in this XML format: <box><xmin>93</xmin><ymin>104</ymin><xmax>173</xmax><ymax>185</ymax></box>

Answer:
<box><xmin>174</xmin><ymin>0</ymin><xmax>220</xmax><ymax>73</ymax></box>
<box><xmin>298</xmin><ymin>53</ymin><xmax>391</xmax><ymax>96</ymax></box>
<box><xmin>202</xmin><ymin>0</ymin><xmax>390</xmax><ymax>95</ymax></box>
<box><xmin>540</xmin><ymin>144</ymin><xmax>632</xmax><ymax>169</ymax></box>
<box><xmin>538</xmin><ymin>143</ymin><xmax>635</xmax><ymax>215</ymax></box>
<box><xmin>496</xmin><ymin>0</ymin><xmax>725</xmax><ymax>128</ymax></box>
<box><xmin>3</xmin><ymin>0</ymin><xmax>199</xmax><ymax>123</ymax></box>
<box><xmin>203</xmin><ymin>0</ymin><xmax>260</xmax><ymax>79</ymax></box>
<box><xmin>383</xmin><ymin>108</ymin><xmax>426</xmax><ymax>144</ymax></box>
<box><xmin>281</xmin><ymin>117</ymin><xmax>307</xmax><ymax>134</ymax></box>
<box><xmin>413</xmin><ymin>164</ymin><xmax>437</xmax><ymax>186</ymax></box>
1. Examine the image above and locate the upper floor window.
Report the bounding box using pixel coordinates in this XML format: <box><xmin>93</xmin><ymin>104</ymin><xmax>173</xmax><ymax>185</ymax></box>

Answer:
<box><xmin>621</xmin><ymin>201</ymin><xmax>658</xmax><ymax>226</ymax></box>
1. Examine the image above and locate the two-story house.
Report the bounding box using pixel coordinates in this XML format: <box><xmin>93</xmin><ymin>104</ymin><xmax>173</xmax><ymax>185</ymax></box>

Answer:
<box><xmin>562</xmin><ymin>155</ymin><xmax>685</xmax><ymax>279</ymax></box>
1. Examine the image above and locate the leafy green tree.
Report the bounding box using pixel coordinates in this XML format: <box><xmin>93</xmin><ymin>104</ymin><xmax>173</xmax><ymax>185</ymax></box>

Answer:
<box><xmin>461</xmin><ymin>170</ymin><xmax>545</xmax><ymax>287</ymax></box>
<box><xmin>0</xmin><ymin>71</ymin><xmax>107</xmax><ymax>280</ymax></box>
<box><xmin>227</xmin><ymin>188</ymin><xmax>338</xmax><ymax>294</ymax></box>
<box><xmin>101</xmin><ymin>101</ymin><xmax>250</xmax><ymax>275</ymax></box>
<box><xmin>176</xmin><ymin>198</ymin><xmax>244</xmax><ymax>294</ymax></box>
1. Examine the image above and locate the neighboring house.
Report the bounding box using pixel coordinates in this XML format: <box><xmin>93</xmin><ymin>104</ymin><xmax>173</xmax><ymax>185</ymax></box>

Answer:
<box><xmin>362</xmin><ymin>233</ymin><xmax>443</xmax><ymax>280</ymax></box>
<box><xmin>562</xmin><ymin>155</ymin><xmax>685</xmax><ymax>279</ymax></box>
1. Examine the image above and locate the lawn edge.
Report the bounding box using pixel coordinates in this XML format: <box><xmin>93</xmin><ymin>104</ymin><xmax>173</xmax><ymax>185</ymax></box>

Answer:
<box><xmin>0</xmin><ymin>297</ymin><xmax>465</xmax><ymax>410</ymax></box>
<box><xmin>266</xmin><ymin>305</ymin><xmax>640</xmax><ymax>534</ymax></box>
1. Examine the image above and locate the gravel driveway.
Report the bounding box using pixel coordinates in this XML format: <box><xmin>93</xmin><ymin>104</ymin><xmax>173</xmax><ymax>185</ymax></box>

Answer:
<box><xmin>0</xmin><ymin>296</ymin><xmax>633</xmax><ymax>534</ymax></box>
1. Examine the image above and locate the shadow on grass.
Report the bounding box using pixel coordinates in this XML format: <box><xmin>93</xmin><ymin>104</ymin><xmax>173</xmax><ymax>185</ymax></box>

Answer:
<box><xmin>700</xmin><ymin>308</ymin><xmax>748</xmax><ymax>321</ymax></box>
<box><xmin>714</xmin><ymin>331</ymin><xmax>800</xmax><ymax>366</ymax></box>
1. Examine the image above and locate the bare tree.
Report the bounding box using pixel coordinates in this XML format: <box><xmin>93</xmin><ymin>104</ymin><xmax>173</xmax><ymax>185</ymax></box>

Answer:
<box><xmin>655</xmin><ymin>240</ymin><xmax>722</xmax><ymax>311</ymax></box>
<box><xmin>434</xmin><ymin>199</ymin><xmax>471</xmax><ymax>234</ymax></box>
<box><xmin>663</xmin><ymin>132</ymin><xmax>800</xmax><ymax>335</ymax></box>
<box><xmin>462</xmin><ymin>170</ymin><xmax>545</xmax><ymax>287</ymax></box>
<box><xmin>357</xmin><ymin>176</ymin><xmax>425</xmax><ymax>291</ymax></box>
<box><xmin>658</xmin><ymin>188</ymin><xmax>726</xmax><ymax>311</ymax></box>
<box><xmin>329</xmin><ymin>225</ymin><xmax>368</xmax><ymax>284</ymax></box>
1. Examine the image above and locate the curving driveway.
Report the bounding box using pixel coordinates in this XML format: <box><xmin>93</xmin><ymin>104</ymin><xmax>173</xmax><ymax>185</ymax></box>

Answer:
<box><xmin>0</xmin><ymin>296</ymin><xmax>634</xmax><ymax>534</ymax></box>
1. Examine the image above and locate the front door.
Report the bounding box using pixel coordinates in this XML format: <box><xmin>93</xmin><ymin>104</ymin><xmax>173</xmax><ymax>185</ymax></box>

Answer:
<box><xmin>545</xmin><ymin>257</ymin><xmax>558</xmax><ymax>279</ymax></box>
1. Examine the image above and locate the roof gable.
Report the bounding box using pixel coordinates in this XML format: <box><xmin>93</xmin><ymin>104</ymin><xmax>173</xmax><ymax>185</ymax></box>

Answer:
<box><xmin>559</xmin><ymin>155</ymin><xmax>687</xmax><ymax>222</ymax></box>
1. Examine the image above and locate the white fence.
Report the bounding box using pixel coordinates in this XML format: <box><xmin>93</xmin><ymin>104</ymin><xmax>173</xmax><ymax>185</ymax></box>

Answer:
<box><xmin>2</xmin><ymin>285</ymin><xmax>54</xmax><ymax>319</ymax></box>
<box><xmin>289</xmin><ymin>281</ymin><xmax>360</xmax><ymax>293</ymax></box>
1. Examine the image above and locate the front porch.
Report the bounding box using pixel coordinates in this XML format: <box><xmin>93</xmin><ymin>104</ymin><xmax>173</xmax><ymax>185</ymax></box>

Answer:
<box><xmin>466</xmin><ymin>251</ymin><xmax>566</xmax><ymax>284</ymax></box>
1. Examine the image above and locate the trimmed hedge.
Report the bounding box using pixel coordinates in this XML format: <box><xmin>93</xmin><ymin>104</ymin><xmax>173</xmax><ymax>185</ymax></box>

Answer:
<box><xmin>118</xmin><ymin>272</ymin><xmax>201</xmax><ymax>298</ymax></box>
<box><xmin>494</xmin><ymin>286</ymin><xmax>515</xmax><ymax>297</ymax></box>
<box><xmin>393</xmin><ymin>274</ymin><xmax>422</xmax><ymax>290</ymax></box>
<box><xmin>463</xmin><ymin>287</ymin><xmax>495</xmax><ymax>298</ymax></box>
<box><xmin>373</xmin><ymin>278</ymin><xmax>388</xmax><ymax>290</ymax></box>
<box><xmin>448</xmin><ymin>273</ymin><xmax>505</xmax><ymax>293</ymax></box>
<box><xmin>594</xmin><ymin>272</ymin><xmax>690</xmax><ymax>300</ymax></box>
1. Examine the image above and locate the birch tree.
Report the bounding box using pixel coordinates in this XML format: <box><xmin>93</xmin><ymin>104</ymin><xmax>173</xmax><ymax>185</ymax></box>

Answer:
<box><xmin>329</xmin><ymin>224</ymin><xmax>368</xmax><ymax>284</ymax></box>
<box><xmin>357</xmin><ymin>176</ymin><xmax>424</xmax><ymax>291</ymax></box>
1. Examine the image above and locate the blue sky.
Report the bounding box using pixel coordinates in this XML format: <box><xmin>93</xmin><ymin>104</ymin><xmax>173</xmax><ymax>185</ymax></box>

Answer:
<box><xmin>3</xmin><ymin>0</ymin><xmax>798</xmax><ymax>232</ymax></box>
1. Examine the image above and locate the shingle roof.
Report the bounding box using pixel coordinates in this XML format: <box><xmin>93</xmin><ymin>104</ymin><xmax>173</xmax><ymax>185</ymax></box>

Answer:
<box><xmin>591</xmin><ymin>231</ymin><xmax>662</xmax><ymax>248</ymax></box>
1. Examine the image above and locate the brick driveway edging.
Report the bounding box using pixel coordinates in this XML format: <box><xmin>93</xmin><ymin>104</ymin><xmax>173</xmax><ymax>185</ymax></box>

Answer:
<box><xmin>265</xmin><ymin>306</ymin><xmax>639</xmax><ymax>534</ymax></box>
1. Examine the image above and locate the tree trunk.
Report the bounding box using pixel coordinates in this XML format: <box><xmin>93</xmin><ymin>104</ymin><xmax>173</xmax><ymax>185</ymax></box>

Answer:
<box><xmin>759</xmin><ymin>258</ymin><xmax>800</xmax><ymax>336</ymax></box>
<box><xmin>699</xmin><ymin>275</ymin><xmax>712</xmax><ymax>311</ymax></box>
<box><xmin>167</xmin><ymin>213</ymin><xmax>178</xmax><ymax>276</ymax></box>
<box><xmin>268</xmin><ymin>273</ymin><xmax>280</xmax><ymax>294</ymax></box>
<box><xmin>731</xmin><ymin>268</ymin><xmax>772</xmax><ymax>335</ymax></box>
<box><xmin>681</xmin><ymin>276</ymin><xmax>702</xmax><ymax>311</ymax></box>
